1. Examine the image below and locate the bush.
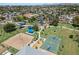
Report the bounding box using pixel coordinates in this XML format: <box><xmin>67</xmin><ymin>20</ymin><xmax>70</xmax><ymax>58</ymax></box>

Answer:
<box><xmin>42</xmin><ymin>29</ymin><xmax>44</xmax><ymax>31</ymax></box>
<box><xmin>54</xmin><ymin>31</ymin><xmax>56</xmax><ymax>32</ymax></box>
<box><xmin>3</xmin><ymin>23</ymin><xmax>16</xmax><ymax>32</ymax></box>
<box><xmin>35</xmin><ymin>46</ymin><xmax>38</xmax><ymax>49</ymax></box>
<box><xmin>33</xmin><ymin>24</ymin><xmax>39</xmax><ymax>31</ymax></box>
<box><xmin>78</xmin><ymin>44</ymin><xmax>79</xmax><ymax>47</ymax></box>
<box><xmin>69</xmin><ymin>35</ymin><xmax>73</xmax><ymax>39</ymax></box>
<box><xmin>62</xmin><ymin>45</ymin><xmax>64</xmax><ymax>48</ymax></box>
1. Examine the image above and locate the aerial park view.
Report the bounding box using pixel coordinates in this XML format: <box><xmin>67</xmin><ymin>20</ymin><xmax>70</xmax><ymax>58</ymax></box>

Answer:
<box><xmin>0</xmin><ymin>3</ymin><xmax>79</xmax><ymax>55</ymax></box>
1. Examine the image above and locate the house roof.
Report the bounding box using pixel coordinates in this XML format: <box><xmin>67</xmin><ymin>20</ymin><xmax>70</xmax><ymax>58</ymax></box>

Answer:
<box><xmin>23</xmin><ymin>13</ymin><xmax>38</xmax><ymax>18</ymax></box>
<box><xmin>16</xmin><ymin>46</ymin><xmax>55</xmax><ymax>55</ymax></box>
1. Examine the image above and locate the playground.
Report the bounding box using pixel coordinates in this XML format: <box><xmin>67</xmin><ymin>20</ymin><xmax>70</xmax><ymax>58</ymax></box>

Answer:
<box><xmin>32</xmin><ymin>40</ymin><xmax>43</xmax><ymax>49</ymax></box>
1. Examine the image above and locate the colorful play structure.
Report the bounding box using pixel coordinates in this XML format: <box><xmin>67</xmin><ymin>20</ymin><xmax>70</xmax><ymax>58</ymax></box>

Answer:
<box><xmin>27</xmin><ymin>26</ymin><xmax>34</xmax><ymax>33</ymax></box>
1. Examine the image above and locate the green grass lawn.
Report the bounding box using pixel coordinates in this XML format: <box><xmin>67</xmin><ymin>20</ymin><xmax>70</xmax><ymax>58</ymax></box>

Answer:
<box><xmin>58</xmin><ymin>23</ymin><xmax>74</xmax><ymax>29</ymax></box>
<box><xmin>0</xmin><ymin>25</ymin><xmax>27</xmax><ymax>55</ymax></box>
<box><xmin>8</xmin><ymin>47</ymin><xmax>19</xmax><ymax>54</ymax></box>
<box><xmin>41</xmin><ymin>26</ymin><xmax>79</xmax><ymax>55</ymax></box>
<box><xmin>0</xmin><ymin>26</ymin><xmax>26</xmax><ymax>43</ymax></box>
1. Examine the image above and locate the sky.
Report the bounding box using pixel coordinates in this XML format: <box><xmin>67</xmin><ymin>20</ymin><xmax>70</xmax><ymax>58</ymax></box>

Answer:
<box><xmin>0</xmin><ymin>3</ymin><xmax>53</xmax><ymax>6</ymax></box>
<box><xmin>0</xmin><ymin>0</ymin><xmax>79</xmax><ymax>4</ymax></box>
<box><xmin>0</xmin><ymin>0</ymin><xmax>79</xmax><ymax>6</ymax></box>
<box><xmin>0</xmin><ymin>0</ymin><xmax>79</xmax><ymax>5</ymax></box>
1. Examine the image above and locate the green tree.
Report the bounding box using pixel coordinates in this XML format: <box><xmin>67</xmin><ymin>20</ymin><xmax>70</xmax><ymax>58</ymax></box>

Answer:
<box><xmin>72</xmin><ymin>16</ymin><xmax>79</xmax><ymax>34</ymax></box>
<box><xmin>49</xmin><ymin>14</ymin><xmax>59</xmax><ymax>26</ymax></box>
<box><xmin>72</xmin><ymin>16</ymin><xmax>79</xmax><ymax>27</ymax></box>
<box><xmin>33</xmin><ymin>33</ymin><xmax>38</xmax><ymax>41</ymax></box>
<box><xmin>50</xmin><ymin>14</ymin><xmax>59</xmax><ymax>32</ymax></box>
<box><xmin>33</xmin><ymin>23</ymin><xmax>39</xmax><ymax>31</ymax></box>
<box><xmin>0</xmin><ymin>16</ymin><xmax>5</xmax><ymax>21</ymax></box>
<box><xmin>75</xmin><ymin>34</ymin><xmax>79</xmax><ymax>47</ymax></box>
<box><xmin>3</xmin><ymin>23</ymin><xmax>16</xmax><ymax>32</ymax></box>
<box><xmin>16</xmin><ymin>15</ymin><xmax>25</xmax><ymax>22</ymax></box>
<box><xmin>28</xmin><ymin>17</ymin><xmax>37</xmax><ymax>23</ymax></box>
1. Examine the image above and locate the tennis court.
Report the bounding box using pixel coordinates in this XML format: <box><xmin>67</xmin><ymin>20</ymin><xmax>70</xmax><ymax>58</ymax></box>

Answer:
<box><xmin>41</xmin><ymin>35</ymin><xmax>61</xmax><ymax>54</ymax></box>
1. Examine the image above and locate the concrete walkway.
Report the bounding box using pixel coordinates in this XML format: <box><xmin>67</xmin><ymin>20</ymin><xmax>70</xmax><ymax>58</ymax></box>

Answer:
<box><xmin>50</xmin><ymin>25</ymin><xmax>79</xmax><ymax>32</ymax></box>
<box><xmin>62</xmin><ymin>26</ymin><xmax>79</xmax><ymax>32</ymax></box>
<box><xmin>29</xmin><ymin>26</ymin><xmax>44</xmax><ymax>47</ymax></box>
<box><xmin>2</xmin><ymin>50</ymin><xmax>12</xmax><ymax>55</ymax></box>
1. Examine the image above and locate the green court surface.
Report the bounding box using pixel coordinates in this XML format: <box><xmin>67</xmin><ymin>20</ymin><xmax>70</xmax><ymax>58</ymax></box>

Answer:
<box><xmin>41</xmin><ymin>35</ymin><xmax>61</xmax><ymax>54</ymax></box>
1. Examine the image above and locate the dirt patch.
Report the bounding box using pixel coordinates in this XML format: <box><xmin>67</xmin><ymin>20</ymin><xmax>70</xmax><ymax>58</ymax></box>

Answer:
<box><xmin>2</xmin><ymin>33</ymin><xmax>34</xmax><ymax>50</ymax></box>
<box><xmin>0</xmin><ymin>44</ymin><xmax>7</xmax><ymax>54</ymax></box>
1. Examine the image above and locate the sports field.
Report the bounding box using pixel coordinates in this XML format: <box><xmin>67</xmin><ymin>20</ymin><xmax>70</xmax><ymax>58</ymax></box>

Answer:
<box><xmin>41</xmin><ymin>35</ymin><xmax>61</xmax><ymax>54</ymax></box>
<box><xmin>41</xmin><ymin>26</ymin><xmax>79</xmax><ymax>54</ymax></box>
<box><xmin>2</xmin><ymin>33</ymin><xmax>33</xmax><ymax>50</ymax></box>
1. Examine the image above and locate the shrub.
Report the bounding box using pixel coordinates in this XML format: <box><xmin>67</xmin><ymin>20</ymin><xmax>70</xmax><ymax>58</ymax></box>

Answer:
<box><xmin>35</xmin><ymin>47</ymin><xmax>38</xmax><ymax>49</ymax></box>
<box><xmin>69</xmin><ymin>35</ymin><xmax>73</xmax><ymax>39</ymax></box>
<box><xmin>33</xmin><ymin>24</ymin><xmax>39</xmax><ymax>31</ymax></box>
<box><xmin>62</xmin><ymin>45</ymin><xmax>64</xmax><ymax>48</ymax></box>
<box><xmin>42</xmin><ymin>29</ymin><xmax>44</xmax><ymax>31</ymax></box>
<box><xmin>78</xmin><ymin>44</ymin><xmax>79</xmax><ymax>47</ymax></box>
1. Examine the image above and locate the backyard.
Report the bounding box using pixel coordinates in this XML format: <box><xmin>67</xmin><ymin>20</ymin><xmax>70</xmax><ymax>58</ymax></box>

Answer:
<box><xmin>41</xmin><ymin>26</ymin><xmax>79</xmax><ymax>54</ymax></box>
